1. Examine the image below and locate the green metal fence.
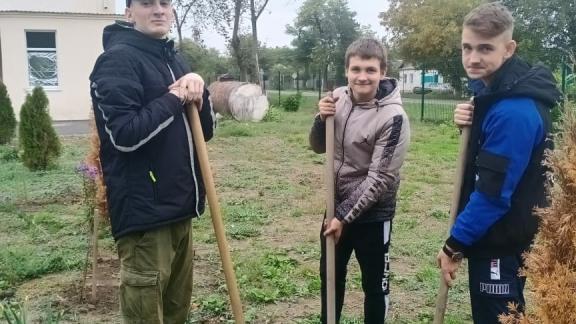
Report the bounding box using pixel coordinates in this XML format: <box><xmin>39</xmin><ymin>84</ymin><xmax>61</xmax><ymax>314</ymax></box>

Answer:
<box><xmin>399</xmin><ymin>60</ymin><xmax>469</xmax><ymax>123</ymax></box>
<box><xmin>244</xmin><ymin>56</ymin><xmax>574</xmax><ymax>121</ymax></box>
<box><xmin>561</xmin><ymin>58</ymin><xmax>575</xmax><ymax>102</ymax></box>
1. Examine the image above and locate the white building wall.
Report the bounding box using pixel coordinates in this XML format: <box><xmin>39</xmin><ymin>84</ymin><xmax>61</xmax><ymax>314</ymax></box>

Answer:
<box><xmin>398</xmin><ymin>68</ymin><xmax>445</xmax><ymax>93</ymax></box>
<box><xmin>0</xmin><ymin>0</ymin><xmax>115</xmax><ymax>14</ymax></box>
<box><xmin>399</xmin><ymin>69</ymin><xmax>422</xmax><ymax>93</ymax></box>
<box><xmin>0</xmin><ymin>12</ymin><xmax>121</xmax><ymax>120</ymax></box>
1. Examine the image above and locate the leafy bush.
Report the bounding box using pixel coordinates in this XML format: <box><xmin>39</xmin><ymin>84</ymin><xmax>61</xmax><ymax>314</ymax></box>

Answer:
<box><xmin>281</xmin><ymin>93</ymin><xmax>302</xmax><ymax>112</ymax></box>
<box><xmin>0</xmin><ymin>82</ymin><xmax>16</xmax><ymax>145</ymax></box>
<box><xmin>198</xmin><ymin>295</ymin><xmax>228</xmax><ymax>317</ymax></box>
<box><xmin>262</xmin><ymin>105</ymin><xmax>282</xmax><ymax>122</ymax></box>
<box><xmin>18</xmin><ymin>86</ymin><xmax>61</xmax><ymax>171</ymax></box>
<box><xmin>0</xmin><ymin>146</ymin><xmax>19</xmax><ymax>162</ymax></box>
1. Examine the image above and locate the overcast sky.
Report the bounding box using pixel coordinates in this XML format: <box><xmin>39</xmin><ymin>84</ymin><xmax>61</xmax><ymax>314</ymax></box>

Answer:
<box><xmin>115</xmin><ymin>0</ymin><xmax>388</xmax><ymax>53</ymax></box>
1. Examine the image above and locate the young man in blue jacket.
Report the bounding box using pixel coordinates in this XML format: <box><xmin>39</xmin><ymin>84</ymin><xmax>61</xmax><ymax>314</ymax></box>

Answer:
<box><xmin>437</xmin><ymin>3</ymin><xmax>562</xmax><ymax>323</ymax></box>
<box><xmin>89</xmin><ymin>0</ymin><xmax>215</xmax><ymax>322</ymax></box>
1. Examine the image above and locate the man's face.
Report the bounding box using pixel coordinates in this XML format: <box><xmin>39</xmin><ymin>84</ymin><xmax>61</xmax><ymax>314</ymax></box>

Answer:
<box><xmin>345</xmin><ymin>56</ymin><xmax>385</xmax><ymax>102</ymax></box>
<box><xmin>126</xmin><ymin>0</ymin><xmax>174</xmax><ymax>39</ymax></box>
<box><xmin>461</xmin><ymin>27</ymin><xmax>516</xmax><ymax>85</ymax></box>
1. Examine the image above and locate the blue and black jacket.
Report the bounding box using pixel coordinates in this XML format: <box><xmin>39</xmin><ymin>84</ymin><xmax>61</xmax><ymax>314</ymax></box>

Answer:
<box><xmin>446</xmin><ymin>55</ymin><xmax>562</xmax><ymax>258</ymax></box>
<box><xmin>89</xmin><ymin>22</ymin><xmax>216</xmax><ymax>240</ymax></box>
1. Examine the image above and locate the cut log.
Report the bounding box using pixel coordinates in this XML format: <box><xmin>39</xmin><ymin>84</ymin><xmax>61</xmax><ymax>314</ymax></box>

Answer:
<box><xmin>208</xmin><ymin>81</ymin><xmax>269</xmax><ymax>122</ymax></box>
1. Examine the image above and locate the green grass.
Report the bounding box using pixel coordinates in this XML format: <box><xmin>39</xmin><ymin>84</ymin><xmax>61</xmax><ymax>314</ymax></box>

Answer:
<box><xmin>0</xmin><ymin>97</ymin><xmax>476</xmax><ymax>322</ymax></box>
<box><xmin>0</xmin><ymin>139</ymin><xmax>91</xmax><ymax>291</ymax></box>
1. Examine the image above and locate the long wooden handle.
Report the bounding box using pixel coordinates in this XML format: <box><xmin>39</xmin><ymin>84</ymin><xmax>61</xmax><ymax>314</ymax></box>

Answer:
<box><xmin>433</xmin><ymin>126</ymin><xmax>471</xmax><ymax>324</ymax></box>
<box><xmin>187</xmin><ymin>105</ymin><xmax>245</xmax><ymax>323</ymax></box>
<box><xmin>325</xmin><ymin>115</ymin><xmax>336</xmax><ymax>324</ymax></box>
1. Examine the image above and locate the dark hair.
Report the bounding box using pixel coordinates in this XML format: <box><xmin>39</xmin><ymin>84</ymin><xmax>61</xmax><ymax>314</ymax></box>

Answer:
<box><xmin>126</xmin><ymin>0</ymin><xmax>131</xmax><ymax>7</ymax></box>
<box><xmin>344</xmin><ymin>38</ymin><xmax>387</xmax><ymax>71</ymax></box>
<box><xmin>463</xmin><ymin>2</ymin><xmax>514</xmax><ymax>38</ymax></box>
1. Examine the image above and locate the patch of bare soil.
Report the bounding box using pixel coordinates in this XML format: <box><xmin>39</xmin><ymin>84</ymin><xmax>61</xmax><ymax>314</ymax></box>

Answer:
<box><xmin>16</xmin><ymin>255</ymin><xmax>121</xmax><ymax>323</ymax></box>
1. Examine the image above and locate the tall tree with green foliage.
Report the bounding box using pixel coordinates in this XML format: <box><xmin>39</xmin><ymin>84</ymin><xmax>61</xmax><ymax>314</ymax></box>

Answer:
<box><xmin>0</xmin><ymin>82</ymin><xmax>16</xmax><ymax>145</ymax></box>
<box><xmin>19</xmin><ymin>86</ymin><xmax>61</xmax><ymax>171</ymax></box>
<box><xmin>380</xmin><ymin>0</ymin><xmax>482</xmax><ymax>95</ymax></box>
<box><xmin>259</xmin><ymin>46</ymin><xmax>297</xmax><ymax>72</ymax></box>
<box><xmin>179</xmin><ymin>39</ymin><xmax>233</xmax><ymax>82</ymax></box>
<box><xmin>172</xmin><ymin>0</ymin><xmax>232</xmax><ymax>51</ymax></box>
<box><xmin>228</xmin><ymin>34</ymin><xmax>260</xmax><ymax>81</ymax></box>
<box><xmin>501</xmin><ymin>0</ymin><xmax>575</xmax><ymax>68</ymax></box>
<box><xmin>287</xmin><ymin>0</ymin><xmax>360</xmax><ymax>88</ymax></box>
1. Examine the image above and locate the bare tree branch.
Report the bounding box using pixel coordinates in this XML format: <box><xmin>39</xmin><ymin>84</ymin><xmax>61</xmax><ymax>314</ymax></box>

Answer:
<box><xmin>256</xmin><ymin>0</ymin><xmax>270</xmax><ymax>20</ymax></box>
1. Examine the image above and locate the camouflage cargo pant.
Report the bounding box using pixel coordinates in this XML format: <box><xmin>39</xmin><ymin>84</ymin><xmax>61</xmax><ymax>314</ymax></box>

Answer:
<box><xmin>117</xmin><ymin>219</ymin><xmax>193</xmax><ymax>324</ymax></box>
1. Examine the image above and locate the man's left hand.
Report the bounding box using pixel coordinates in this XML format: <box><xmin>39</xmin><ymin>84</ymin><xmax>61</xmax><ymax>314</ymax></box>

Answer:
<box><xmin>436</xmin><ymin>248</ymin><xmax>462</xmax><ymax>287</ymax></box>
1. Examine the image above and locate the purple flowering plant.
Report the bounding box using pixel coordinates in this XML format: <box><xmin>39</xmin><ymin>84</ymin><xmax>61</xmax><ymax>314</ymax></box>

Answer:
<box><xmin>76</xmin><ymin>162</ymin><xmax>99</xmax><ymax>180</ymax></box>
<box><xmin>76</xmin><ymin>162</ymin><xmax>100</xmax><ymax>220</ymax></box>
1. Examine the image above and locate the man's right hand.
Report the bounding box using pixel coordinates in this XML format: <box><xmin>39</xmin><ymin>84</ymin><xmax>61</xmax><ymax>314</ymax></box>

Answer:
<box><xmin>318</xmin><ymin>92</ymin><xmax>339</xmax><ymax>121</ymax></box>
<box><xmin>454</xmin><ymin>101</ymin><xmax>474</xmax><ymax>127</ymax></box>
<box><xmin>169</xmin><ymin>73</ymin><xmax>205</xmax><ymax>109</ymax></box>
<box><xmin>323</xmin><ymin>217</ymin><xmax>344</xmax><ymax>244</ymax></box>
<box><xmin>169</xmin><ymin>87</ymin><xmax>187</xmax><ymax>104</ymax></box>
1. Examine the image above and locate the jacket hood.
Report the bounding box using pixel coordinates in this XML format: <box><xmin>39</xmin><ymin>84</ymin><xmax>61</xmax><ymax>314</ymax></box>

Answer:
<box><xmin>472</xmin><ymin>55</ymin><xmax>562</xmax><ymax>109</ymax></box>
<box><xmin>377</xmin><ymin>78</ymin><xmax>402</xmax><ymax>107</ymax></box>
<box><xmin>102</xmin><ymin>21</ymin><xmax>177</xmax><ymax>61</ymax></box>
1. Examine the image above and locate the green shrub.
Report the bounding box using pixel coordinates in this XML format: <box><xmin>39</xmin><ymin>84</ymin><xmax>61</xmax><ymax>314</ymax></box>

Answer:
<box><xmin>198</xmin><ymin>295</ymin><xmax>227</xmax><ymax>317</ymax></box>
<box><xmin>262</xmin><ymin>105</ymin><xmax>282</xmax><ymax>122</ymax></box>
<box><xmin>281</xmin><ymin>93</ymin><xmax>302</xmax><ymax>112</ymax></box>
<box><xmin>0</xmin><ymin>82</ymin><xmax>16</xmax><ymax>145</ymax></box>
<box><xmin>0</xmin><ymin>146</ymin><xmax>19</xmax><ymax>162</ymax></box>
<box><xmin>18</xmin><ymin>86</ymin><xmax>61</xmax><ymax>171</ymax></box>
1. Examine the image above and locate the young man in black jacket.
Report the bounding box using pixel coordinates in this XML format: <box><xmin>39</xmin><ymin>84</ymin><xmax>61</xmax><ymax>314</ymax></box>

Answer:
<box><xmin>436</xmin><ymin>3</ymin><xmax>562</xmax><ymax>323</ymax></box>
<box><xmin>89</xmin><ymin>0</ymin><xmax>215</xmax><ymax>322</ymax></box>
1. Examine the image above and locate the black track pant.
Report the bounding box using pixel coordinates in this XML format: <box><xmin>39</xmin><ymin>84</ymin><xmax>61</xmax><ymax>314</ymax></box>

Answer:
<box><xmin>320</xmin><ymin>220</ymin><xmax>392</xmax><ymax>324</ymax></box>
<box><xmin>468</xmin><ymin>254</ymin><xmax>526</xmax><ymax>324</ymax></box>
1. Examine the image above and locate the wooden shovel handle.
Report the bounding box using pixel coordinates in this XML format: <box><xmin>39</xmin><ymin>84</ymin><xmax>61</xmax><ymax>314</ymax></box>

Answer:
<box><xmin>433</xmin><ymin>126</ymin><xmax>471</xmax><ymax>324</ymax></box>
<box><xmin>186</xmin><ymin>104</ymin><xmax>245</xmax><ymax>323</ymax></box>
<box><xmin>325</xmin><ymin>115</ymin><xmax>336</xmax><ymax>324</ymax></box>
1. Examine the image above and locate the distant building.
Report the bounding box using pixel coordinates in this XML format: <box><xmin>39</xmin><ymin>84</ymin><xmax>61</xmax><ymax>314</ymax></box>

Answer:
<box><xmin>0</xmin><ymin>0</ymin><xmax>121</xmax><ymax>120</ymax></box>
<box><xmin>398</xmin><ymin>65</ymin><xmax>448</xmax><ymax>93</ymax></box>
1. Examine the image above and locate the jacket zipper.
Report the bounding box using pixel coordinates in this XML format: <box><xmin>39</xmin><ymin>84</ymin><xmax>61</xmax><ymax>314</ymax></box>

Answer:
<box><xmin>166</xmin><ymin>62</ymin><xmax>201</xmax><ymax>216</ymax></box>
<box><xmin>335</xmin><ymin>105</ymin><xmax>355</xmax><ymax>197</ymax></box>
<box><xmin>149</xmin><ymin>169</ymin><xmax>159</xmax><ymax>201</ymax></box>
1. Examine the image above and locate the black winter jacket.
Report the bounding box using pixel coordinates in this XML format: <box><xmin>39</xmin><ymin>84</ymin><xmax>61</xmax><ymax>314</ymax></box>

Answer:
<box><xmin>89</xmin><ymin>21</ymin><xmax>216</xmax><ymax>240</ymax></box>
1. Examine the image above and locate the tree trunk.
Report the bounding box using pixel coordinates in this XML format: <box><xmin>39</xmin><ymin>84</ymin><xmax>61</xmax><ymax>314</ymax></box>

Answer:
<box><xmin>172</xmin><ymin>4</ymin><xmax>193</xmax><ymax>52</ymax></box>
<box><xmin>250</xmin><ymin>0</ymin><xmax>260</xmax><ymax>85</ymax></box>
<box><xmin>231</xmin><ymin>0</ymin><xmax>245</xmax><ymax>81</ymax></box>
<box><xmin>172</xmin><ymin>9</ymin><xmax>183</xmax><ymax>51</ymax></box>
<box><xmin>335</xmin><ymin>63</ymin><xmax>345</xmax><ymax>87</ymax></box>
<box><xmin>249</xmin><ymin>0</ymin><xmax>269</xmax><ymax>85</ymax></box>
<box><xmin>323</xmin><ymin>64</ymin><xmax>329</xmax><ymax>92</ymax></box>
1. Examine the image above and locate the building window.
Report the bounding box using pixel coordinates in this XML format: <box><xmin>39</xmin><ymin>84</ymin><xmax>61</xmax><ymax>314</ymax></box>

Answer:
<box><xmin>26</xmin><ymin>31</ymin><xmax>58</xmax><ymax>87</ymax></box>
<box><xmin>409</xmin><ymin>73</ymin><xmax>413</xmax><ymax>83</ymax></box>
